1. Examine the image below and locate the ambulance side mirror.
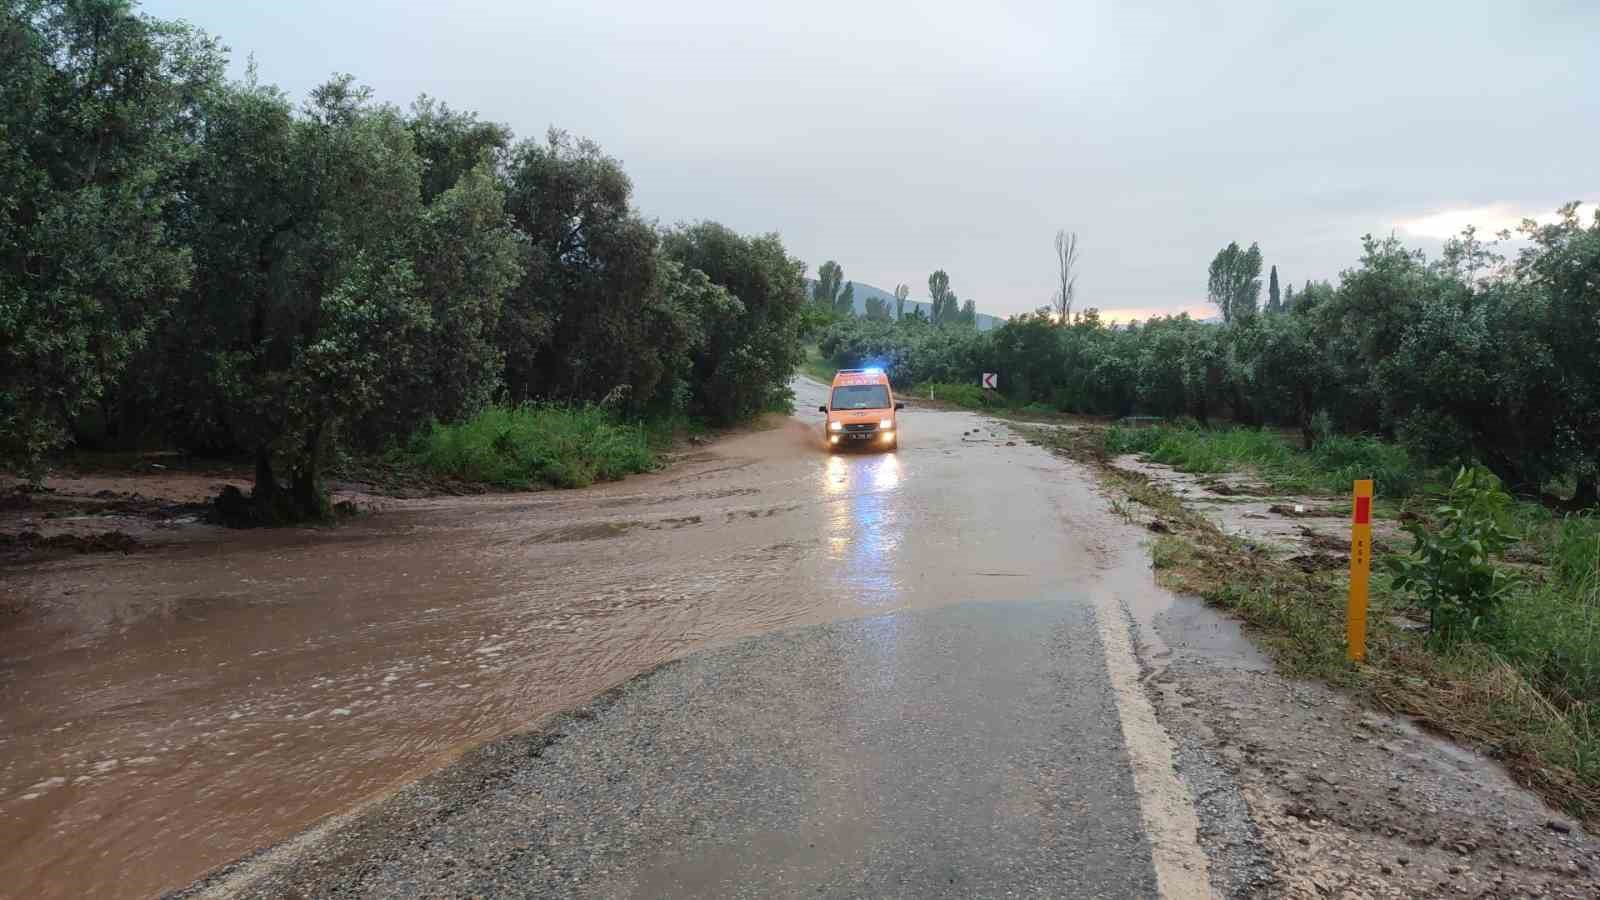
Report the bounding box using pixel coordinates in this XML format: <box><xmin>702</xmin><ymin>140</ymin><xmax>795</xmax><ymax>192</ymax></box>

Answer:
<box><xmin>818</xmin><ymin>405</ymin><xmax>828</xmax><ymax>413</ymax></box>
<box><xmin>894</xmin><ymin>402</ymin><xmax>905</xmax><ymax>411</ymax></box>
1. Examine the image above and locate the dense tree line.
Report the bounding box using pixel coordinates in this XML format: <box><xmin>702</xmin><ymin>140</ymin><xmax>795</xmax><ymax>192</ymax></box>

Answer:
<box><xmin>805</xmin><ymin>262</ymin><xmax>978</xmax><ymax>329</ymax></box>
<box><xmin>0</xmin><ymin>0</ymin><xmax>805</xmax><ymax>518</ymax></box>
<box><xmin>820</xmin><ymin>214</ymin><xmax>1600</xmax><ymax>505</ymax></box>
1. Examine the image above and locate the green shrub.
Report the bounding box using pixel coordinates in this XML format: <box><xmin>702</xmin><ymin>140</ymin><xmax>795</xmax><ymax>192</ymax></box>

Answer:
<box><xmin>1386</xmin><ymin>467</ymin><xmax>1522</xmax><ymax>641</ymax></box>
<box><xmin>1308</xmin><ymin>434</ymin><xmax>1419</xmax><ymax>499</ymax></box>
<box><xmin>1486</xmin><ymin>514</ymin><xmax>1600</xmax><ymax>793</ymax></box>
<box><xmin>1104</xmin><ymin>423</ymin><xmax>1422</xmax><ymax>497</ymax></box>
<box><xmin>1495</xmin><ymin>515</ymin><xmax>1600</xmax><ymax>695</ymax></box>
<box><xmin>1396</xmin><ymin>408</ymin><xmax>1475</xmax><ymax>467</ymax></box>
<box><xmin>1105</xmin><ymin>423</ymin><xmax>1163</xmax><ymax>455</ymax></box>
<box><xmin>799</xmin><ymin>345</ymin><xmax>838</xmax><ymax>384</ymax></box>
<box><xmin>1552</xmin><ymin>515</ymin><xmax>1600</xmax><ymax>587</ymax></box>
<box><xmin>915</xmin><ymin>382</ymin><xmax>996</xmax><ymax>409</ymax></box>
<box><xmin>405</xmin><ymin>405</ymin><xmax>655</xmax><ymax>489</ymax></box>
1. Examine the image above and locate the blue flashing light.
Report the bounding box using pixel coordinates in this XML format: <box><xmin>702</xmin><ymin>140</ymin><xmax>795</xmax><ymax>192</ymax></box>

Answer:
<box><xmin>862</xmin><ymin>366</ymin><xmax>883</xmax><ymax>374</ymax></box>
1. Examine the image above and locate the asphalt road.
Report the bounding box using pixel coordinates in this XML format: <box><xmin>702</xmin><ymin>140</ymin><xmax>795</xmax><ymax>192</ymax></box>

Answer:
<box><xmin>204</xmin><ymin>599</ymin><xmax>1161</xmax><ymax>898</ymax></box>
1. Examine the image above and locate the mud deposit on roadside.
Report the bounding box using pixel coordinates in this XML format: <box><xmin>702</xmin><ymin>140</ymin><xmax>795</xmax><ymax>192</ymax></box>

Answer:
<box><xmin>1109</xmin><ymin>454</ymin><xmax>1404</xmax><ymax>557</ymax></box>
<box><xmin>0</xmin><ymin>468</ymin><xmax>397</xmax><ymax>568</ymax></box>
<box><xmin>1150</xmin><ymin>652</ymin><xmax>1600</xmax><ymax>898</ymax></box>
<box><xmin>1096</xmin><ymin>451</ymin><xmax>1600</xmax><ymax>898</ymax></box>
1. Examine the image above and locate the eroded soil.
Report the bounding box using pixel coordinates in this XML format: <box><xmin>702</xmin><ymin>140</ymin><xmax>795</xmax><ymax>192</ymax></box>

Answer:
<box><xmin>1110</xmin><ymin>450</ymin><xmax>1600</xmax><ymax>898</ymax></box>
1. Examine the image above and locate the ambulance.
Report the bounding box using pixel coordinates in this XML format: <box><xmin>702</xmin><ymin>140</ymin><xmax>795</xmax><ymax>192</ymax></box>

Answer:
<box><xmin>819</xmin><ymin>368</ymin><xmax>903</xmax><ymax>451</ymax></box>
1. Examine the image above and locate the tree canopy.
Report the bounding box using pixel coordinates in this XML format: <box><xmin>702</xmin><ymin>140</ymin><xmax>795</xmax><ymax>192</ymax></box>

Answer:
<box><xmin>1208</xmin><ymin>242</ymin><xmax>1263</xmax><ymax>323</ymax></box>
<box><xmin>0</xmin><ymin>0</ymin><xmax>811</xmax><ymax>520</ymax></box>
<box><xmin>817</xmin><ymin>218</ymin><xmax>1600</xmax><ymax>506</ymax></box>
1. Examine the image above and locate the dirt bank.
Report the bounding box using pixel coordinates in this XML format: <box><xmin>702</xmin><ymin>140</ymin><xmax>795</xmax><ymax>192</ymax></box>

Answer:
<box><xmin>0</xmin><ymin>461</ymin><xmax>412</xmax><ymax>569</ymax></box>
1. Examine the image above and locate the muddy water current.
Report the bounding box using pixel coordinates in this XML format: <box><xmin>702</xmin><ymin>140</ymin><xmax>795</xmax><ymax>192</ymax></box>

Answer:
<box><xmin>1</xmin><ymin>382</ymin><xmax>1173</xmax><ymax>898</ymax></box>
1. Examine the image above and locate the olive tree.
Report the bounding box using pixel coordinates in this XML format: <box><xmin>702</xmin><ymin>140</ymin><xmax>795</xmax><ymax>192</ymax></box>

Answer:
<box><xmin>1248</xmin><ymin>309</ymin><xmax>1333</xmax><ymax>448</ymax></box>
<box><xmin>1516</xmin><ymin>204</ymin><xmax>1600</xmax><ymax>504</ymax></box>
<box><xmin>661</xmin><ymin>222</ymin><xmax>807</xmax><ymax>423</ymax></box>
<box><xmin>174</xmin><ymin>76</ymin><xmax>430</xmax><ymax>519</ymax></box>
<box><xmin>360</xmin><ymin>164</ymin><xmax>526</xmax><ymax>444</ymax></box>
<box><xmin>406</xmin><ymin>95</ymin><xmax>511</xmax><ymax>203</ymax></box>
<box><xmin>0</xmin><ymin>0</ymin><xmax>223</xmax><ymax>473</ymax></box>
<box><xmin>499</xmin><ymin>130</ymin><xmax>662</xmax><ymax>408</ymax></box>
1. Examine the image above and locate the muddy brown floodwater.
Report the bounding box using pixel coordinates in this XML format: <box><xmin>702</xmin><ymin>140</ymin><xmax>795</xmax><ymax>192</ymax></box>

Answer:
<box><xmin>1</xmin><ymin>380</ymin><xmax>1161</xmax><ymax>899</ymax></box>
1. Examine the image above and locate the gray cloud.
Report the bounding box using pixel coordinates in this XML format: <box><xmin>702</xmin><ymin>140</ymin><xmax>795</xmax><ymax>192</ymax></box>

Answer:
<box><xmin>144</xmin><ymin>0</ymin><xmax>1600</xmax><ymax>318</ymax></box>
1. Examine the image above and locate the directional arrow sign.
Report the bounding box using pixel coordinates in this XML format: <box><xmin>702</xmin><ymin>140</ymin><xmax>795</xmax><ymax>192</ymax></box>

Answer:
<box><xmin>981</xmin><ymin>373</ymin><xmax>997</xmax><ymax>390</ymax></box>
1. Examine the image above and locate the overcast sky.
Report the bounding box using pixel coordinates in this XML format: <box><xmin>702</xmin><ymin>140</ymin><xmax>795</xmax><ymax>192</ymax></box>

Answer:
<box><xmin>144</xmin><ymin>0</ymin><xmax>1598</xmax><ymax>321</ymax></box>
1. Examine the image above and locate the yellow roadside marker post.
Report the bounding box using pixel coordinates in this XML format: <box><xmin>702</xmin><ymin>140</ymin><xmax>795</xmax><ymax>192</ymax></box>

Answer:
<box><xmin>1347</xmin><ymin>479</ymin><xmax>1374</xmax><ymax>662</ymax></box>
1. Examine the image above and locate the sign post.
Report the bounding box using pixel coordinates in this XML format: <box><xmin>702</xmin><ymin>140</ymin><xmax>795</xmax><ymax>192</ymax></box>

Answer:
<box><xmin>1347</xmin><ymin>479</ymin><xmax>1374</xmax><ymax>662</ymax></box>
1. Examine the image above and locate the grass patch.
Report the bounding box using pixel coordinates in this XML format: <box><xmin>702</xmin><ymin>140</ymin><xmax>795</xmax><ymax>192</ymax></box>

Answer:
<box><xmin>799</xmin><ymin>345</ymin><xmax>838</xmax><ymax>384</ymax></box>
<box><xmin>1485</xmin><ymin>514</ymin><xmax>1600</xmax><ymax>791</ymax></box>
<box><xmin>1106</xmin><ymin>422</ymin><xmax>1424</xmax><ymax>498</ymax></box>
<box><xmin>898</xmin><ymin>385</ymin><xmax>1110</xmax><ymax>430</ymax></box>
<box><xmin>404</xmin><ymin>405</ymin><xmax>656</xmax><ymax>490</ymax></box>
<box><xmin>1025</xmin><ymin>422</ymin><xmax>1600</xmax><ymax>820</ymax></box>
<box><xmin>909</xmin><ymin>382</ymin><xmax>999</xmax><ymax>409</ymax></box>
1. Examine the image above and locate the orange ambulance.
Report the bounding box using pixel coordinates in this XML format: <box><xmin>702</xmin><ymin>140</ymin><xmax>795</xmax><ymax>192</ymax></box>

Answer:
<box><xmin>818</xmin><ymin>368</ymin><xmax>903</xmax><ymax>451</ymax></box>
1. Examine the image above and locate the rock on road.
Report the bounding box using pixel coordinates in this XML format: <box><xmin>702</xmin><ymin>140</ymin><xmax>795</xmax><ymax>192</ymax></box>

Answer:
<box><xmin>3</xmin><ymin>379</ymin><xmax>1212</xmax><ymax>898</ymax></box>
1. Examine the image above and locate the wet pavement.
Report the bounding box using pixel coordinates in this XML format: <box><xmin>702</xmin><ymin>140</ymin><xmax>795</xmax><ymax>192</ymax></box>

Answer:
<box><xmin>193</xmin><ymin>600</ymin><xmax>1158</xmax><ymax>899</ymax></box>
<box><xmin>2</xmin><ymin>378</ymin><xmax>1199</xmax><ymax>898</ymax></box>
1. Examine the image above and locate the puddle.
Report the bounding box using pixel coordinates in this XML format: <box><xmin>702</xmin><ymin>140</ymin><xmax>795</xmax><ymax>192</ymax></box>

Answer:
<box><xmin>1150</xmin><ymin>594</ymin><xmax>1271</xmax><ymax>672</ymax></box>
<box><xmin>1087</xmin><ymin>510</ymin><xmax>1272</xmax><ymax>675</ymax></box>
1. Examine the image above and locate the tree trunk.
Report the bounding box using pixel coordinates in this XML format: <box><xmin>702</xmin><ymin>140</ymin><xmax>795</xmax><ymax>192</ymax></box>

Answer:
<box><xmin>291</xmin><ymin>463</ymin><xmax>322</xmax><ymax>520</ymax></box>
<box><xmin>1231</xmin><ymin>386</ymin><xmax>1253</xmax><ymax>426</ymax></box>
<box><xmin>1297</xmin><ymin>387</ymin><xmax>1315</xmax><ymax>450</ymax></box>
<box><xmin>1573</xmin><ymin>477</ymin><xmax>1599</xmax><ymax>510</ymax></box>
<box><xmin>252</xmin><ymin>447</ymin><xmax>278</xmax><ymax>512</ymax></box>
<box><xmin>289</xmin><ymin>424</ymin><xmax>327</xmax><ymax>520</ymax></box>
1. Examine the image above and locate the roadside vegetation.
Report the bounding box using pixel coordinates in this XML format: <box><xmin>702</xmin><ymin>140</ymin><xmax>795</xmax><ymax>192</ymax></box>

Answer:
<box><xmin>1</xmin><ymin>1</ymin><xmax>805</xmax><ymax>522</ymax></box>
<box><xmin>818</xmin><ymin>210</ymin><xmax>1600</xmax><ymax>510</ymax></box>
<box><xmin>1028</xmin><ymin>423</ymin><xmax>1600</xmax><ymax>819</ymax></box>
<box><xmin>799</xmin><ymin>346</ymin><xmax>838</xmax><ymax>385</ymax></box>
<box><xmin>1105</xmin><ymin>424</ymin><xmax>1422</xmax><ymax>499</ymax></box>
<box><xmin>913</xmin><ymin>383</ymin><xmax>1001</xmax><ymax>409</ymax></box>
<box><xmin>404</xmin><ymin>406</ymin><xmax>656</xmax><ymax>490</ymax></box>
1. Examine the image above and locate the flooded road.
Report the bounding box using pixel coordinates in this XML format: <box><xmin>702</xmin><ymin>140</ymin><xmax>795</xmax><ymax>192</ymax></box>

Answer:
<box><xmin>1</xmin><ymin>380</ymin><xmax>1171</xmax><ymax>898</ymax></box>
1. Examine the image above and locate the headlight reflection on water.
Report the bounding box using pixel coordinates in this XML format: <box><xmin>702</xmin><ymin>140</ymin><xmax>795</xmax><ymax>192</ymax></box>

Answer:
<box><xmin>821</xmin><ymin>453</ymin><xmax>904</xmax><ymax>603</ymax></box>
<box><xmin>872</xmin><ymin>453</ymin><xmax>901</xmax><ymax>489</ymax></box>
<box><xmin>821</xmin><ymin>452</ymin><xmax>900</xmax><ymax>496</ymax></box>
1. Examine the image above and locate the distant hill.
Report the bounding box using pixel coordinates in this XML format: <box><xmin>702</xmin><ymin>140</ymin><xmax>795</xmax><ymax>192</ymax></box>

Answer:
<box><xmin>803</xmin><ymin>279</ymin><xmax>1003</xmax><ymax>332</ymax></box>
